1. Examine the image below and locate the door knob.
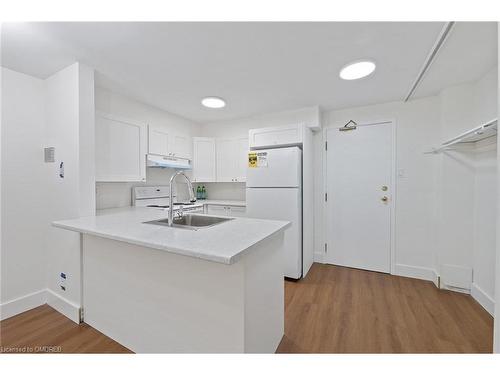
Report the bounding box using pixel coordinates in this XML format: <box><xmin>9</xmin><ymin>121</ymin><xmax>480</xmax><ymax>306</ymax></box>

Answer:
<box><xmin>381</xmin><ymin>196</ymin><xmax>388</xmax><ymax>203</ymax></box>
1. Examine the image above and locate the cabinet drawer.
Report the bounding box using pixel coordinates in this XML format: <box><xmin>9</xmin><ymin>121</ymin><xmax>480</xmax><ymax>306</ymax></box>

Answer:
<box><xmin>206</xmin><ymin>204</ymin><xmax>227</xmax><ymax>216</ymax></box>
<box><xmin>227</xmin><ymin>206</ymin><xmax>246</xmax><ymax>217</ymax></box>
<box><xmin>205</xmin><ymin>204</ymin><xmax>246</xmax><ymax>217</ymax></box>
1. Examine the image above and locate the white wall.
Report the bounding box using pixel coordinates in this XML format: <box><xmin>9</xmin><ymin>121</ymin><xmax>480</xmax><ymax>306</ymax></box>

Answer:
<box><xmin>471</xmin><ymin>68</ymin><xmax>497</xmax><ymax>311</ymax></box>
<box><xmin>436</xmin><ymin>85</ymin><xmax>477</xmax><ymax>285</ymax></box>
<box><xmin>1</xmin><ymin>68</ymin><xmax>48</xmax><ymax>317</ymax></box>
<box><xmin>320</xmin><ymin>97</ymin><xmax>442</xmax><ymax>278</ymax></box>
<box><xmin>473</xmin><ymin>138</ymin><xmax>497</xmax><ymax>310</ymax></box>
<box><xmin>44</xmin><ymin>63</ymin><xmax>95</xmax><ymax>321</ymax></box>
<box><xmin>95</xmin><ymin>87</ymin><xmax>202</xmax><ymax>209</ymax></box>
<box><xmin>495</xmin><ymin>33</ymin><xmax>500</xmax><ymax>351</ymax></box>
<box><xmin>437</xmin><ymin>68</ymin><xmax>497</xmax><ymax>309</ymax></box>
<box><xmin>0</xmin><ymin>63</ymin><xmax>95</xmax><ymax>322</ymax></box>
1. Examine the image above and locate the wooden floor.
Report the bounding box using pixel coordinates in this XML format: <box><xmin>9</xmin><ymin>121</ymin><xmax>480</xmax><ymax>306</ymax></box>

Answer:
<box><xmin>0</xmin><ymin>304</ymin><xmax>131</xmax><ymax>353</ymax></box>
<box><xmin>0</xmin><ymin>264</ymin><xmax>493</xmax><ymax>353</ymax></box>
<box><xmin>277</xmin><ymin>264</ymin><xmax>493</xmax><ymax>353</ymax></box>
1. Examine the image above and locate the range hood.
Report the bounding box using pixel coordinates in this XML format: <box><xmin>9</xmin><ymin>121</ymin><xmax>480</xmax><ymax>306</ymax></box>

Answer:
<box><xmin>147</xmin><ymin>154</ymin><xmax>191</xmax><ymax>169</ymax></box>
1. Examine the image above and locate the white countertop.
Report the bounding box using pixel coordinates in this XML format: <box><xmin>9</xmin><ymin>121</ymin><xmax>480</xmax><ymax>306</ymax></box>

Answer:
<box><xmin>199</xmin><ymin>199</ymin><xmax>246</xmax><ymax>207</ymax></box>
<box><xmin>52</xmin><ymin>207</ymin><xmax>288</xmax><ymax>265</ymax></box>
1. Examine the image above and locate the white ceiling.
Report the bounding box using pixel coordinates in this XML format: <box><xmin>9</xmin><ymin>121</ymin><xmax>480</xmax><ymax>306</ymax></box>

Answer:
<box><xmin>413</xmin><ymin>22</ymin><xmax>498</xmax><ymax>98</ymax></box>
<box><xmin>1</xmin><ymin>22</ymin><xmax>497</xmax><ymax>123</ymax></box>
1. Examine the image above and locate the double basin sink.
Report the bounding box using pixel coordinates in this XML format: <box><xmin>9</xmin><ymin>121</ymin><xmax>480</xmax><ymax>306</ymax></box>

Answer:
<box><xmin>145</xmin><ymin>214</ymin><xmax>233</xmax><ymax>230</ymax></box>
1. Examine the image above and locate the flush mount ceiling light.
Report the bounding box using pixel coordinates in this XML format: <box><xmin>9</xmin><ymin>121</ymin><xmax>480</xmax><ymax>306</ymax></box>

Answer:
<box><xmin>339</xmin><ymin>60</ymin><xmax>376</xmax><ymax>80</ymax></box>
<box><xmin>201</xmin><ymin>96</ymin><xmax>226</xmax><ymax>109</ymax></box>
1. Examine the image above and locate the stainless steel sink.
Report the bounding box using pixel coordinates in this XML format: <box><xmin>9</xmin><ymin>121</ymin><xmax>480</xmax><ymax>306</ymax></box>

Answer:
<box><xmin>144</xmin><ymin>214</ymin><xmax>234</xmax><ymax>230</ymax></box>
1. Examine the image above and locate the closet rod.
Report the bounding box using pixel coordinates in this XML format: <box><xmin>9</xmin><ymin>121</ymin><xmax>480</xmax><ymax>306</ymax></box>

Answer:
<box><xmin>404</xmin><ymin>22</ymin><xmax>455</xmax><ymax>102</ymax></box>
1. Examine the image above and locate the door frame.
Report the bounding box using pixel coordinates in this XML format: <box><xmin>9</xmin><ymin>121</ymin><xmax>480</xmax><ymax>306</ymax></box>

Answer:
<box><xmin>322</xmin><ymin>119</ymin><xmax>397</xmax><ymax>274</ymax></box>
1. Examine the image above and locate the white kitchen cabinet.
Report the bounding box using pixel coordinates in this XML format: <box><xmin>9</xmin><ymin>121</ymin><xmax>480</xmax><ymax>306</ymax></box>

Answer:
<box><xmin>216</xmin><ymin>138</ymin><xmax>234</xmax><ymax>182</ymax></box>
<box><xmin>149</xmin><ymin>126</ymin><xmax>192</xmax><ymax>160</ymax></box>
<box><xmin>96</xmin><ymin>112</ymin><xmax>147</xmax><ymax>182</ymax></box>
<box><xmin>234</xmin><ymin>137</ymin><xmax>249</xmax><ymax>182</ymax></box>
<box><xmin>193</xmin><ymin>137</ymin><xmax>216</xmax><ymax>182</ymax></box>
<box><xmin>148</xmin><ymin>126</ymin><xmax>170</xmax><ymax>156</ymax></box>
<box><xmin>216</xmin><ymin>137</ymin><xmax>248</xmax><ymax>182</ymax></box>
<box><xmin>227</xmin><ymin>206</ymin><xmax>246</xmax><ymax>217</ymax></box>
<box><xmin>171</xmin><ymin>133</ymin><xmax>191</xmax><ymax>159</ymax></box>
<box><xmin>249</xmin><ymin>123</ymin><xmax>304</xmax><ymax>149</ymax></box>
<box><xmin>206</xmin><ymin>204</ymin><xmax>246</xmax><ymax>217</ymax></box>
<box><xmin>206</xmin><ymin>204</ymin><xmax>227</xmax><ymax>216</ymax></box>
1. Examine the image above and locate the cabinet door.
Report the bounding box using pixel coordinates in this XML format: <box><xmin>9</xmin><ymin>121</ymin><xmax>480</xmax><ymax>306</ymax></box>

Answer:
<box><xmin>234</xmin><ymin>137</ymin><xmax>249</xmax><ymax>182</ymax></box>
<box><xmin>206</xmin><ymin>205</ymin><xmax>227</xmax><ymax>216</ymax></box>
<box><xmin>227</xmin><ymin>206</ymin><xmax>246</xmax><ymax>217</ymax></box>
<box><xmin>148</xmin><ymin>126</ymin><xmax>169</xmax><ymax>156</ymax></box>
<box><xmin>96</xmin><ymin>112</ymin><xmax>146</xmax><ymax>182</ymax></box>
<box><xmin>249</xmin><ymin>124</ymin><xmax>303</xmax><ymax>149</ymax></box>
<box><xmin>171</xmin><ymin>133</ymin><xmax>191</xmax><ymax>159</ymax></box>
<box><xmin>216</xmin><ymin>138</ymin><xmax>236</xmax><ymax>182</ymax></box>
<box><xmin>193</xmin><ymin>137</ymin><xmax>216</xmax><ymax>182</ymax></box>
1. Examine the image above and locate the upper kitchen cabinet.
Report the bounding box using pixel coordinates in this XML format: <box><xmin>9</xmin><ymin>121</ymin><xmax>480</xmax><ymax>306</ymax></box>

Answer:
<box><xmin>216</xmin><ymin>137</ymin><xmax>249</xmax><ymax>182</ymax></box>
<box><xmin>235</xmin><ymin>137</ymin><xmax>249</xmax><ymax>181</ymax></box>
<box><xmin>148</xmin><ymin>126</ymin><xmax>170</xmax><ymax>156</ymax></box>
<box><xmin>249</xmin><ymin>123</ymin><xmax>304</xmax><ymax>149</ymax></box>
<box><xmin>192</xmin><ymin>137</ymin><xmax>216</xmax><ymax>182</ymax></box>
<box><xmin>216</xmin><ymin>138</ymin><xmax>234</xmax><ymax>182</ymax></box>
<box><xmin>148</xmin><ymin>126</ymin><xmax>192</xmax><ymax>160</ymax></box>
<box><xmin>96</xmin><ymin>112</ymin><xmax>147</xmax><ymax>182</ymax></box>
<box><xmin>171</xmin><ymin>133</ymin><xmax>191</xmax><ymax>159</ymax></box>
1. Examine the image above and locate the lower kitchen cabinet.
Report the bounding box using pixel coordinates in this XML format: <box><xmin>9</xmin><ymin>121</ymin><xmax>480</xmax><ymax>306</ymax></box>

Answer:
<box><xmin>206</xmin><ymin>204</ymin><xmax>246</xmax><ymax>217</ymax></box>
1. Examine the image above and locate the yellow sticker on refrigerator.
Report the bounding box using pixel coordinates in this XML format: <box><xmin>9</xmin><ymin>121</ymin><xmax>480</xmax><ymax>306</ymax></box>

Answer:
<box><xmin>248</xmin><ymin>152</ymin><xmax>257</xmax><ymax>168</ymax></box>
<box><xmin>248</xmin><ymin>151</ymin><xmax>268</xmax><ymax>168</ymax></box>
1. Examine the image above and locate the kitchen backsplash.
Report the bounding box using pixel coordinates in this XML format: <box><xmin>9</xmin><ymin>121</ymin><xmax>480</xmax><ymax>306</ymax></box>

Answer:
<box><xmin>96</xmin><ymin>169</ymin><xmax>246</xmax><ymax>210</ymax></box>
<box><xmin>195</xmin><ymin>182</ymin><xmax>246</xmax><ymax>201</ymax></box>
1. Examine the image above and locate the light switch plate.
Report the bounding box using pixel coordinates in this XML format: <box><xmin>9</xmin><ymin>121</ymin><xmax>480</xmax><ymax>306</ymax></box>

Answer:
<box><xmin>44</xmin><ymin>147</ymin><xmax>55</xmax><ymax>163</ymax></box>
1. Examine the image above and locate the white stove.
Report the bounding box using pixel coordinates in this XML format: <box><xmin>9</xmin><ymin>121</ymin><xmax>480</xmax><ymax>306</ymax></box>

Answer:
<box><xmin>132</xmin><ymin>186</ymin><xmax>203</xmax><ymax>213</ymax></box>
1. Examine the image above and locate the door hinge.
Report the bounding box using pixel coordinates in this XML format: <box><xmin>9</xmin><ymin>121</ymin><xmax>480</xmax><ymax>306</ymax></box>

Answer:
<box><xmin>324</xmin><ymin>243</ymin><xmax>328</xmax><ymax>253</ymax></box>
<box><xmin>325</xmin><ymin>141</ymin><xmax>328</xmax><ymax>151</ymax></box>
<box><xmin>324</xmin><ymin>192</ymin><xmax>328</xmax><ymax>202</ymax></box>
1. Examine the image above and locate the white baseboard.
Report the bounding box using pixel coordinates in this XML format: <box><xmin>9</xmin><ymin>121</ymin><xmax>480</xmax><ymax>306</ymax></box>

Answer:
<box><xmin>0</xmin><ymin>290</ymin><xmax>47</xmax><ymax>321</ymax></box>
<box><xmin>394</xmin><ymin>263</ymin><xmax>439</xmax><ymax>287</ymax></box>
<box><xmin>46</xmin><ymin>289</ymin><xmax>81</xmax><ymax>323</ymax></box>
<box><xmin>313</xmin><ymin>251</ymin><xmax>324</xmax><ymax>264</ymax></box>
<box><xmin>471</xmin><ymin>283</ymin><xmax>495</xmax><ymax>316</ymax></box>
<box><xmin>0</xmin><ymin>289</ymin><xmax>81</xmax><ymax>323</ymax></box>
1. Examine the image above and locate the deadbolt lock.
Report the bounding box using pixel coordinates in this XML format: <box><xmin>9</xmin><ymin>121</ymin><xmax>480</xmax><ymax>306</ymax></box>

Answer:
<box><xmin>381</xmin><ymin>185</ymin><xmax>388</xmax><ymax>191</ymax></box>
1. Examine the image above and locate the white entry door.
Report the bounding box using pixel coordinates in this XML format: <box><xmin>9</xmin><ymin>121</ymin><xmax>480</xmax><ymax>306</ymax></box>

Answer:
<box><xmin>325</xmin><ymin>122</ymin><xmax>393</xmax><ymax>273</ymax></box>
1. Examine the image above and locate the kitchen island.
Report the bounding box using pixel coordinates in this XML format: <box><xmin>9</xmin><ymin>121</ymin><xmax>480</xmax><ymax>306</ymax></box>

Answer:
<box><xmin>53</xmin><ymin>207</ymin><xmax>289</xmax><ymax>353</ymax></box>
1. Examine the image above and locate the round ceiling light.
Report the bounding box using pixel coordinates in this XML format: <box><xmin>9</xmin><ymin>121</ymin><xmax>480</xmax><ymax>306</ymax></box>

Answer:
<box><xmin>201</xmin><ymin>96</ymin><xmax>226</xmax><ymax>109</ymax></box>
<box><xmin>339</xmin><ymin>60</ymin><xmax>376</xmax><ymax>80</ymax></box>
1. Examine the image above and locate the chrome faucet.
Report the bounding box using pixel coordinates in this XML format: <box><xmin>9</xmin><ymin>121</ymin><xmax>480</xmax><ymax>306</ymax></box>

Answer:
<box><xmin>168</xmin><ymin>170</ymin><xmax>196</xmax><ymax>226</ymax></box>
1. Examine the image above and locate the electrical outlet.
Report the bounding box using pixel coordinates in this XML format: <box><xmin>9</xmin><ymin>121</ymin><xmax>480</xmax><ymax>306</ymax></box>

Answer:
<box><xmin>59</xmin><ymin>272</ymin><xmax>67</xmax><ymax>292</ymax></box>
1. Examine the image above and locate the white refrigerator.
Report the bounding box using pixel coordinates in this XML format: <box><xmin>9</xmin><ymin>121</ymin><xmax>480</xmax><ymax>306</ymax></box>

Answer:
<box><xmin>246</xmin><ymin>147</ymin><xmax>302</xmax><ymax>279</ymax></box>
